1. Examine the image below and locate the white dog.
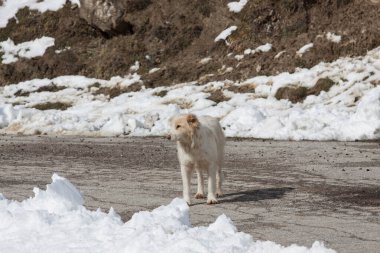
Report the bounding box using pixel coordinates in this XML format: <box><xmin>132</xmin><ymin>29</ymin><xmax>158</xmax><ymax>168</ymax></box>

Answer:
<box><xmin>168</xmin><ymin>114</ymin><xmax>225</xmax><ymax>205</ymax></box>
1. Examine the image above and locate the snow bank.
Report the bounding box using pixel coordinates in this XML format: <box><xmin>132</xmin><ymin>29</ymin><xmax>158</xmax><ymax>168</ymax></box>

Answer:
<box><xmin>0</xmin><ymin>104</ymin><xmax>20</xmax><ymax>128</ymax></box>
<box><xmin>0</xmin><ymin>47</ymin><xmax>380</xmax><ymax>140</ymax></box>
<box><xmin>228</xmin><ymin>0</ymin><xmax>248</xmax><ymax>13</ymax></box>
<box><xmin>0</xmin><ymin>37</ymin><xmax>55</xmax><ymax>64</ymax></box>
<box><xmin>0</xmin><ymin>174</ymin><xmax>336</xmax><ymax>253</ymax></box>
<box><xmin>0</xmin><ymin>0</ymin><xmax>79</xmax><ymax>28</ymax></box>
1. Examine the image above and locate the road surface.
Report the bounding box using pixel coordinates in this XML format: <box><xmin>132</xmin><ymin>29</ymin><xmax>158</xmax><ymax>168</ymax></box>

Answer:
<box><xmin>0</xmin><ymin>135</ymin><xmax>379</xmax><ymax>253</ymax></box>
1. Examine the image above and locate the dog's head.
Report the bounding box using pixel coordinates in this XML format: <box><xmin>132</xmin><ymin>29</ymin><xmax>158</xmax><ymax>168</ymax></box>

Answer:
<box><xmin>168</xmin><ymin>114</ymin><xmax>199</xmax><ymax>147</ymax></box>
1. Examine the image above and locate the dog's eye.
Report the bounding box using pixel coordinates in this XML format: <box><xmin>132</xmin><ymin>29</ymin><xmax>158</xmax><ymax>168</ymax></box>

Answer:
<box><xmin>176</xmin><ymin>125</ymin><xmax>181</xmax><ymax>129</ymax></box>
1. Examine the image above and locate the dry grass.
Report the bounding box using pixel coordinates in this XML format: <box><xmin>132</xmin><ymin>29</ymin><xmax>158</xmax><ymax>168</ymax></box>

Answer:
<box><xmin>206</xmin><ymin>89</ymin><xmax>230</xmax><ymax>103</ymax></box>
<box><xmin>153</xmin><ymin>90</ymin><xmax>168</xmax><ymax>97</ymax></box>
<box><xmin>14</xmin><ymin>85</ymin><xmax>66</xmax><ymax>97</ymax></box>
<box><xmin>94</xmin><ymin>83</ymin><xmax>142</xmax><ymax>99</ymax></box>
<box><xmin>226</xmin><ymin>83</ymin><xmax>256</xmax><ymax>93</ymax></box>
<box><xmin>162</xmin><ymin>99</ymin><xmax>192</xmax><ymax>109</ymax></box>
<box><xmin>31</xmin><ymin>102</ymin><xmax>72</xmax><ymax>111</ymax></box>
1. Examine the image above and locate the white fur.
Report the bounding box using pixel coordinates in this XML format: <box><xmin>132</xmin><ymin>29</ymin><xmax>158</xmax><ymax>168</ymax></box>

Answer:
<box><xmin>169</xmin><ymin>114</ymin><xmax>225</xmax><ymax>204</ymax></box>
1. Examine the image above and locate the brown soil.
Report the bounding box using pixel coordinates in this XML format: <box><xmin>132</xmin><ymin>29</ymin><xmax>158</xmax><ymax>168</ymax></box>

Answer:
<box><xmin>275</xmin><ymin>77</ymin><xmax>336</xmax><ymax>103</ymax></box>
<box><xmin>31</xmin><ymin>102</ymin><xmax>72</xmax><ymax>111</ymax></box>
<box><xmin>1</xmin><ymin>0</ymin><xmax>380</xmax><ymax>88</ymax></box>
<box><xmin>93</xmin><ymin>83</ymin><xmax>142</xmax><ymax>99</ymax></box>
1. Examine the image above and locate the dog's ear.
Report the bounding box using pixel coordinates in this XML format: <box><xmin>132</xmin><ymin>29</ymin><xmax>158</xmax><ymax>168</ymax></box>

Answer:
<box><xmin>187</xmin><ymin>114</ymin><xmax>199</xmax><ymax>148</ymax></box>
<box><xmin>186</xmin><ymin>114</ymin><xmax>199</xmax><ymax>129</ymax></box>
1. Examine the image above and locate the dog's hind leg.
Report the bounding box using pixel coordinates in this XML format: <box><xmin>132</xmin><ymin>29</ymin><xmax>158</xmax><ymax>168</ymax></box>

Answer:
<box><xmin>194</xmin><ymin>168</ymin><xmax>205</xmax><ymax>199</ymax></box>
<box><xmin>216</xmin><ymin>168</ymin><xmax>223</xmax><ymax>197</ymax></box>
<box><xmin>181</xmin><ymin>164</ymin><xmax>193</xmax><ymax>205</ymax></box>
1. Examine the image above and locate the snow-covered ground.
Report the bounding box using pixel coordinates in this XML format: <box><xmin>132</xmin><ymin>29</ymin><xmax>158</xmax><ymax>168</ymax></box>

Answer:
<box><xmin>0</xmin><ymin>47</ymin><xmax>380</xmax><ymax>140</ymax></box>
<box><xmin>0</xmin><ymin>174</ymin><xmax>336</xmax><ymax>253</ymax></box>
<box><xmin>0</xmin><ymin>37</ymin><xmax>55</xmax><ymax>64</ymax></box>
<box><xmin>0</xmin><ymin>0</ymin><xmax>80</xmax><ymax>28</ymax></box>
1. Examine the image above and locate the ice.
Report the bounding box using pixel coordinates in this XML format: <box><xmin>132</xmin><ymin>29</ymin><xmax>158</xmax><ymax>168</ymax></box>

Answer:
<box><xmin>0</xmin><ymin>37</ymin><xmax>55</xmax><ymax>64</ymax></box>
<box><xmin>0</xmin><ymin>174</ymin><xmax>336</xmax><ymax>253</ymax></box>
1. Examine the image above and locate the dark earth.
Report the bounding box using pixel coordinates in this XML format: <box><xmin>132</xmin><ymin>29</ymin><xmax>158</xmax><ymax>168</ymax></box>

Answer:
<box><xmin>1</xmin><ymin>0</ymin><xmax>380</xmax><ymax>90</ymax></box>
<box><xmin>0</xmin><ymin>136</ymin><xmax>379</xmax><ymax>253</ymax></box>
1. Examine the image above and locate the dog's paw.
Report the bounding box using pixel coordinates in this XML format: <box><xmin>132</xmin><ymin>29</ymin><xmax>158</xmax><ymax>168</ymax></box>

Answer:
<box><xmin>184</xmin><ymin>197</ymin><xmax>191</xmax><ymax>205</ymax></box>
<box><xmin>207</xmin><ymin>198</ymin><xmax>218</xmax><ymax>205</ymax></box>
<box><xmin>194</xmin><ymin>193</ymin><xmax>205</xmax><ymax>199</ymax></box>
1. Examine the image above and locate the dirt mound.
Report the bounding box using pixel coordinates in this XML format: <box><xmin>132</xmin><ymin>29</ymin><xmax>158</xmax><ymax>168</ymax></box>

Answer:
<box><xmin>1</xmin><ymin>0</ymin><xmax>380</xmax><ymax>87</ymax></box>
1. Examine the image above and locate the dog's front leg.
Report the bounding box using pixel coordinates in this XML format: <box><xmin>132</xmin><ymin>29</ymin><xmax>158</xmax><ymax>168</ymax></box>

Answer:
<box><xmin>181</xmin><ymin>164</ymin><xmax>192</xmax><ymax>205</ymax></box>
<box><xmin>207</xmin><ymin>165</ymin><xmax>218</xmax><ymax>204</ymax></box>
<box><xmin>195</xmin><ymin>168</ymin><xmax>205</xmax><ymax>199</ymax></box>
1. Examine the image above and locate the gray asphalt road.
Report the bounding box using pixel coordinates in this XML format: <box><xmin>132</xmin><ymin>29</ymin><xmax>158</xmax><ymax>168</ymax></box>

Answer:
<box><xmin>0</xmin><ymin>136</ymin><xmax>379</xmax><ymax>253</ymax></box>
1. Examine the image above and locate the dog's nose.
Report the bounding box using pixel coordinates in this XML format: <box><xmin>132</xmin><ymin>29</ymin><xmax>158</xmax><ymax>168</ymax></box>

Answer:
<box><xmin>166</xmin><ymin>134</ymin><xmax>171</xmax><ymax>140</ymax></box>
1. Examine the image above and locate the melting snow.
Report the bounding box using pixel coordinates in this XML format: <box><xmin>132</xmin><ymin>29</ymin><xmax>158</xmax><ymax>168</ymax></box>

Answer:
<box><xmin>0</xmin><ymin>174</ymin><xmax>336</xmax><ymax>253</ymax></box>
<box><xmin>0</xmin><ymin>46</ymin><xmax>380</xmax><ymax>140</ymax></box>
<box><xmin>0</xmin><ymin>0</ymin><xmax>79</xmax><ymax>28</ymax></box>
<box><xmin>0</xmin><ymin>37</ymin><xmax>55</xmax><ymax>64</ymax></box>
<box><xmin>297</xmin><ymin>43</ymin><xmax>314</xmax><ymax>57</ymax></box>
<box><xmin>228</xmin><ymin>0</ymin><xmax>249</xmax><ymax>13</ymax></box>
<box><xmin>215</xmin><ymin>26</ymin><xmax>238</xmax><ymax>44</ymax></box>
<box><xmin>326</xmin><ymin>32</ymin><xmax>342</xmax><ymax>43</ymax></box>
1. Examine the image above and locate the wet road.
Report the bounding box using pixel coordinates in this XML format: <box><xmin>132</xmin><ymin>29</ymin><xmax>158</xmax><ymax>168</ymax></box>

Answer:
<box><xmin>0</xmin><ymin>135</ymin><xmax>379</xmax><ymax>253</ymax></box>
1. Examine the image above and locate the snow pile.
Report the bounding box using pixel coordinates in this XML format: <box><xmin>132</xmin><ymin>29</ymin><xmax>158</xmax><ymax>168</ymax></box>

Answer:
<box><xmin>228</xmin><ymin>0</ymin><xmax>248</xmax><ymax>13</ymax></box>
<box><xmin>0</xmin><ymin>174</ymin><xmax>336</xmax><ymax>253</ymax></box>
<box><xmin>0</xmin><ymin>48</ymin><xmax>380</xmax><ymax>140</ymax></box>
<box><xmin>0</xmin><ymin>0</ymin><xmax>79</xmax><ymax>28</ymax></box>
<box><xmin>0</xmin><ymin>37</ymin><xmax>55</xmax><ymax>64</ymax></box>
<box><xmin>215</xmin><ymin>26</ymin><xmax>237</xmax><ymax>44</ymax></box>
<box><xmin>0</xmin><ymin>104</ymin><xmax>20</xmax><ymax>128</ymax></box>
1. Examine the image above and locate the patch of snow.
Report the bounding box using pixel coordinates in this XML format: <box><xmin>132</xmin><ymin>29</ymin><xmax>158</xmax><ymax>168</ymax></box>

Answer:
<box><xmin>235</xmin><ymin>54</ymin><xmax>244</xmax><ymax>60</ymax></box>
<box><xmin>244</xmin><ymin>48</ymin><xmax>253</xmax><ymax>55</ymax></box>
<box><xmin>149</xmin><ymin>68</ymin><xmax>161</xmax><ymax>74</ymax></box>
<box><xmin>1</xmin><ymin>47</ymin><xmax>380</xmax><ymax>140</ymax></box>
<box><xmin>274</xmin><ymin>50</ymin><xmax>286</xmax><ymax>59</ymax></box>
<box><xmin>228</xmin><ymin>0</ymin><xmax>248</xmax><ymax>13</ymax></box>
<box><xmin>326</xmin><ymin>32</ymin><xmax>342</xmax><ymax>43</ymax></box>
<box><xmin>55</xmin><ymin>46</ymin><xmax>71</xmax><ymax>54</ymax></box>
<box><xmin>243</xmin><ymin>43</ymin><xmax>272</xmax><ymax>57</ymax></box>
<box><xmin>297</xmin><ymin>43</ymin><xmax>314</xmax><ymax>57</ymax></box>
<box><xmin>0</xmin><ymin>174</ymin><xmax>336</xmax><ymax>253</ymax></box>
<box><xmin>130</xmin><ymin>61</ymin><xmax>140</xmax><ymax>72</ymax></box>
<box><xmin>199</xmin><ymin>57</ymin><xmax>212</xmax><ymax>64</ymax></box>
<box><xmin>255</xmin><ymin>43</ymin><xmax>272</xmax><ymax>53</ymax></box>
<box><xmin>0</xmin><ymin>37</ymin><xmax>55</xmax><ymax>64</ymax></box>
<box><xmin>0</xmin><ymin>0</ymin><xmax>79</xmax><ymax>28</ymax></box>
<box><xmin>215</xmin><ymin>26</ymin><xmax>237</xmax><ymax>44</ymax></box>
<box><xmin>0</xmin><ymin>104</ymin><xmax>21</xmax><ymax>128</ymax></box>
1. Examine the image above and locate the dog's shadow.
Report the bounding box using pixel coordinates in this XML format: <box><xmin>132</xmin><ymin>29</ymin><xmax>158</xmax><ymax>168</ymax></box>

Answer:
<box><xmin>219</xmin><ymin>187</ymin><xmax>294</xmax><ymax>204</ymax></box>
